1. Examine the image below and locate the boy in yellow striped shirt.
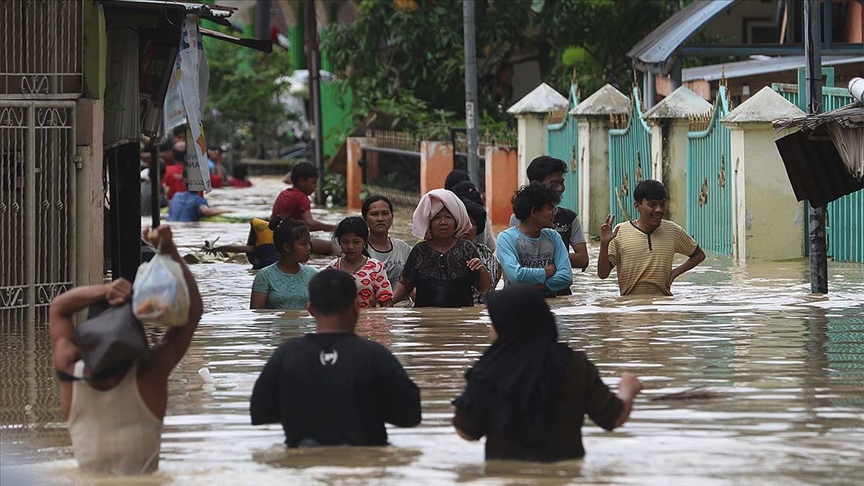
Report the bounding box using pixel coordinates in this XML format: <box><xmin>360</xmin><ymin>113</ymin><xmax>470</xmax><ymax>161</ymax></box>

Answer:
<box><xmin>597</xmin><ymin>180</ymin><xmax>705</xmax><ymax>296</ymax></box>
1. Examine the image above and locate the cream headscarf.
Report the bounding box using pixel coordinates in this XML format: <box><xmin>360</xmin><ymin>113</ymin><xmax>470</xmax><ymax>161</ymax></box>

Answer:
<box><xmin>411</xmin><ymin>189</ymin><xmax>471</xmax><ymax>240</ymax></box>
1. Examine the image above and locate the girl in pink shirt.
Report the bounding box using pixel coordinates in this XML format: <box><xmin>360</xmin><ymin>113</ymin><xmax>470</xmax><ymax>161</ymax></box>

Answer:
<box><xmin>328</xmin><ymin>217</ymin><xmax>393</xmax><ymax>308</ymax></box>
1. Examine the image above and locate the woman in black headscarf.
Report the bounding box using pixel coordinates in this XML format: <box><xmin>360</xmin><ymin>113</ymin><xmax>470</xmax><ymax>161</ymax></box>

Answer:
<box><xmin>452</xmin><ymin>285</ymin><xmax>642</xmax><ymax>462</ymax></box>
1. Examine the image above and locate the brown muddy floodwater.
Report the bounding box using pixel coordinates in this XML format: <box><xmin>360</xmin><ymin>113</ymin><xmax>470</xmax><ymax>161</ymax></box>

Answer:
<box><xmin>2</xmin><ymin>177</ymin><xmax>863</xmax><ymax>485</ymax></box>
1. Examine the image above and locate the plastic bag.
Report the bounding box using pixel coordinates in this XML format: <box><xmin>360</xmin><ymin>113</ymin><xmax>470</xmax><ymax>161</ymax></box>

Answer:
<box><xmin>132</xmin><ymin>253</ymin><xmax>190</xmax><ymax>327</ymax></box>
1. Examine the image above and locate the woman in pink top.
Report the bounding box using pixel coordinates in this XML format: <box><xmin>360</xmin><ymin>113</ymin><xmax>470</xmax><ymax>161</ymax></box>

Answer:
<box><xmin>328</xmin><ymin>217</ymin><xmax>393</xmax><ymax>308</ymax></box>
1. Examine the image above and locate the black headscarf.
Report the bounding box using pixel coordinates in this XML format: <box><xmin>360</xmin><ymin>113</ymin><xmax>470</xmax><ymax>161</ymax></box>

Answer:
<box><xmin>453</xmin><ymin>285</ymin><xmax>572</xmax><ymax>444</ymax></box>
<box><xmin>460</xmin><ymin>197</ymin><xmax>487</xmax><ymax>236</ymax></box>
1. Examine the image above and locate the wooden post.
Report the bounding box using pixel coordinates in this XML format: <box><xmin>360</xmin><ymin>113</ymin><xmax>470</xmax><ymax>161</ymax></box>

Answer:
<box><xmin>805</xmin><ymin>0</ymin><xmax>827</xmax><ymax>293</ymax></box>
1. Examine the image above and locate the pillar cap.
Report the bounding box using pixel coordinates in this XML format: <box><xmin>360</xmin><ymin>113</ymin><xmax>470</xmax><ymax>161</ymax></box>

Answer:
<box><xmin>569</xmin><ymin>84</ymin><xmax>629</xmax><ymax>116</ymax></box>
<box><xmin>643</xmin><ymin>86</ymin><xmax>712</xmax><ymax>119</ymax></box>
<box><xmin>507</xmin><ymin>83</ymin><xmax>568</xmax><ymax>115</ymax></box>
<box><xmin>722</xmin><ymin>86</ymin><xmax>805</xmax><ymax>125</ymax></box>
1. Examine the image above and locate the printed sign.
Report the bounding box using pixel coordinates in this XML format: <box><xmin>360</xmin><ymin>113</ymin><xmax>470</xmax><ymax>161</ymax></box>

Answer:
<box><xmin>176</xmin><ymin>15</ymin><xmax>211</xmax><ymax>193</ymax></box>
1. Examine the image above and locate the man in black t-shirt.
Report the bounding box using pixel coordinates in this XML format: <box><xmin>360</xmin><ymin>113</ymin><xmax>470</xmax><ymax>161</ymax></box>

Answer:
<box><xmin>250</xmin><ymin>270</ymin><xmax>421</xmax><ymax>447</ymax></box>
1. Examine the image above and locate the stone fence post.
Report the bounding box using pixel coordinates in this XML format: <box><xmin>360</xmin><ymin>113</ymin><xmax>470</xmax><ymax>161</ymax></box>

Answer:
<box><xmin>346</xmin><ymin>137</ymin><xmax>365</xmax><ymax>211</ymax></box>
<box><xmin>722</xmin><ymin>87</ymin><xmax>806</xmax><ymax>263</ymax></box>
<box><xmin>507</xmin><ymin>83</ymin><xmax>568</xmax><ymax>187</ymax></box>
<box><xmin>570</xmin><ymin>84</ymin><xmax>629</xmax><ymax>238</ymax></box>
<box><xmin>642</xmin><ymin>86</ymin><xmax>712</xmax><ymax>227</ymax></box>
<box><xmin>420</xmin><ymin>141</ymin><xmax>454</xmax><ymax>195</ymax></box>
<box><xmin>484</xmin><ymin>146</ymin><xmax>519</xmax><ymax>226</ymax></box>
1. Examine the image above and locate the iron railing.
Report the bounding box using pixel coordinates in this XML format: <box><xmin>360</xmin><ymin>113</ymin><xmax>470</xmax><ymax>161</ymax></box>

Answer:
<box><xmin>608</xmin><ymin>87</ymin><xmax>652</xmax><ymax>224</ymax></box>
<box><xmin>1</xmin><ymin>0</ymin><xmax>84</xmax><ymax>99</ymax></box>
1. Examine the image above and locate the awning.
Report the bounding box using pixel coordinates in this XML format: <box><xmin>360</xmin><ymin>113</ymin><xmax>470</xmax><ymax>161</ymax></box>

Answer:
<box><xmin>627</xmin><ymin>0</ymin><xmax>738</xmax><ymax>75</ymax></box>
<box><xmin>774</xmin><ymin>102</ymin><xmax>864</xmax><ymax>207</ymax></box>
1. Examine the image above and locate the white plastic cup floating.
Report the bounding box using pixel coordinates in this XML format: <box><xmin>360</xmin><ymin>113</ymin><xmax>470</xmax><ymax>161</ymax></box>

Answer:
<box><xmin>198</xmin><ymin>367</ymin><xmax>215</xmax><ymax>384</ymax></box>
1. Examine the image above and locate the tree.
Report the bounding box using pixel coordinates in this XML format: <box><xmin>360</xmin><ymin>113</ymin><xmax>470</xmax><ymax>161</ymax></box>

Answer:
<box><xmin>323</xmin><ymin>0</ymin><xmax>682</xmax><ymax>126</ymax></box>
<box><xmin>205</xmin><ymin>34</ymin><xmax>294</xmax><ymax>158</ymax></box>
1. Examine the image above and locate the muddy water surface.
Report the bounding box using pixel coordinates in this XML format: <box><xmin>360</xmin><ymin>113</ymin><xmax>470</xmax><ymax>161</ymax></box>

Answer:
<box><xmin>2</xmin><ymin>177</ymin><xmax>863</xmax><ymax>485</ymax></box>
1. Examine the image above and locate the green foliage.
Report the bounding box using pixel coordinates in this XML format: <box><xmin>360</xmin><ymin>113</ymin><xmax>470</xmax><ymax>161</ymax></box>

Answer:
<box><xmin>205</xmin><ymin>30</ymin><xmax>295</xmax><ymax>158</ymax></box>
<box><xmin>323</xmin><ymin>172</ymin><xmax>347</xmax><ymax>207</ymax></box>
<box><xmin>323</xmin><ymin>0</ymin><xmax>684</xmax><ymax>122</ymax></box>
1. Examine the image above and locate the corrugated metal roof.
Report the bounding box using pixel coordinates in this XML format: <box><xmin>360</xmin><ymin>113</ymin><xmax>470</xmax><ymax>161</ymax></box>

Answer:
<box><xmin>684</xmin><ymin>56</ymin><xmax>864</xmax><ymax>82</ymax></box>
<box><xmin>627</xmin><ymin>0</ymin><xmax>738</xmax><ymax>75</ymax></box>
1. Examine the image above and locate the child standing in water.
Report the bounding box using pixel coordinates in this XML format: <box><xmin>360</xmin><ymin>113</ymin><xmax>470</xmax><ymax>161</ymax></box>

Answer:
<box><xmin>250</xmin><ymin>217</ymin><xmax>317</xmax><ymax>310</ymax></box>
<box><xmin>598</xmin><ymin>179</ymin><xmax>706</xmax><ymax>296</ymax></box>
<box><xmin>328</xmin><ymin>217</ymin><xmax>393</xmax><ymax>308</ymax></box>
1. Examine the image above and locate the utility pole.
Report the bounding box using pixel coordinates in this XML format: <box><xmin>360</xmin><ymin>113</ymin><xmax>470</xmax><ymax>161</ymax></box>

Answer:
<box><xmin>805</xmin><ymin>0</ymin><xmax>827</xmax><ymax>293</ymax></box>
<box><xmin>306</xmin><ymin>0</ymin><xmax>325</xmax><ymax>205</ymax></box>
<box><xmin>255</xmin><ymin>0</ymin><xmax>271</xmax><ymax>39</ymax></box>
<box><xmin>463</xmin><ymin>0</ymin><xmax>480</xmax><ymax>185</ymax></box>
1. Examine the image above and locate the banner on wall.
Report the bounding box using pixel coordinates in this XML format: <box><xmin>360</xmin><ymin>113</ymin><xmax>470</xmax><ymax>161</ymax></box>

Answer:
<box><xmin>175</xmin><ymin>14</ymin><xmax>211</xmax><ymax>193</ymax></box>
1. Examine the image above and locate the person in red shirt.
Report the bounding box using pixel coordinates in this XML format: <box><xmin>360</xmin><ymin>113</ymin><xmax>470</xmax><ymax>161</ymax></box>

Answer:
<box><xmin>271</xmin><ymin>162</ymin><xmax>335</xmax><ymax>255</ymax></box>
<box><xmin>162</xmin><ymin>141</ymin><xmax>187</xmax><ymax>202</ymax></box>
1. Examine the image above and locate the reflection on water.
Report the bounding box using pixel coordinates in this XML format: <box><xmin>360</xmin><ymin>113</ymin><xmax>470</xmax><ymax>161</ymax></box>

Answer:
<box><xmin>2</xmin><ymin>177</ymin><xmax>864</xmax><ymax>484</ymax></box>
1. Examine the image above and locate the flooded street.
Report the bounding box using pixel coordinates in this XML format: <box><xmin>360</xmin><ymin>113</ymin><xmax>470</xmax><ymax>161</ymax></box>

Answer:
<box><xmin>2</xmin><ymin>177</ymin><xmax>863</xmax><ymax>485</ymax></box>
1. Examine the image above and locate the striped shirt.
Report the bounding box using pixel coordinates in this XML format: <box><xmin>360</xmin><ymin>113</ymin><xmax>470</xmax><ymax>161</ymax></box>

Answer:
<box><xmin>607</xmin><ymin>220</ymin><xmax>698</xmax><ymax>296</ymax></box>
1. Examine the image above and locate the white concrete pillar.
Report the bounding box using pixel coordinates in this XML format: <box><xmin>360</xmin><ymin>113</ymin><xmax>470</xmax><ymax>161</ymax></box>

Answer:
<box><xmin>722</xmin><ymin>87</ymin><xmax>806</xmax><ymax>263</ymax></box>
<box><xmin>642</xmin><ymin>86</ymin><xmax>712</xmax><ymax>227</ymax></box>
<box><xmin>570</xmin><ymin>84</ymin><xmax>630</xmax><ymax>239</ymax></box>
<box><xmin>75</xmin><ymin>98</ymin><xmax>105</xmax><ymax>287</ymax></box>
<box><xmin>507</xmin><ymin>83</ymin><xmax>568</xmax><ymax>187</ymax></box>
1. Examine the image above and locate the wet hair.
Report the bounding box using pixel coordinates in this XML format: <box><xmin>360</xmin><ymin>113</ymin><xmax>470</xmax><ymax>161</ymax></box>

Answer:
<box><xmin>461</xmin><ymin>197</ymin><xmax>487</xmax><ymax>235</ymax></box>
<box><xmin>290</xmin><ymin>161</ymin><xmax>319</xmax><ymax>185</ymax></box>
<box><xmin>268</xmin><ymin>216</ymin><xmax>310</xmax><ymax>255</ymax></box>
<box><xmin>444</xmin><ymin>169</ymin><xmax>471</xmax><ymax>191</ymax></box>
<box><xmin>232</xmin><ymin>162</ymin><xmax>248</xmax><ymax>180</ymax></box>
<box><xmin>308</xmin><ymin>269</ymin><xmax>358</xmax><ymax>315</ymax></box>
<box><xmin>361</xmin><ymin>195</ymin><xmax>393</xmax><ymax>219</ymax></box>
<box><xmin>634</xmin><ymin>179</ymin><xmax>667</xmax><ymax>202</ymax></box>
<box><xmin>526</xmin><ymin>155</ymin><xmax>568</xmax><ymax>183</ymax></box>
<box><xmin>511</xmin><ymin>182</ymin><xmax>561</xmax><ymax>222</ymax></box>
<box><xmin>334</xmin><ymin>216</ymin><xmax>369</xmax><ymax>242</ymax></box>
<box><xmin>451</xmin><ymin>180</ymin><xmax>483</xmax><ymax>207</ymax></box>
<box><xmin>158</xmin><ymin>139</ymin><xmax>173</xmax><ymax>153</ymax></box>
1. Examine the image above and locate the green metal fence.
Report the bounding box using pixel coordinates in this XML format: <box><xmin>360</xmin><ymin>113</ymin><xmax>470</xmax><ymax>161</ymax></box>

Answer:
<box><xmin>546</xmin><ymin>84</ymin><xmax>579</xmax><ymax>212</ymax></box>
<box><xmin>686</xmin><ymin>85</ymin><xmax>733</xmax><ymax>256</ymax></box>
<box><xmin>608</xmin><ymin>87</ymin><xmax>651</xmax><ymax>224</ymax></box>
<box><xmin>771</xmin><ymin>68</ymin><xmax>862</xmax><ymax>262</ymax></box>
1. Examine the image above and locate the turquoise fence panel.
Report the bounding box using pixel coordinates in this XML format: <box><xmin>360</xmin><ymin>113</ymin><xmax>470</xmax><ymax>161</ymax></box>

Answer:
<box><xmin>608</xmin><ymin>87</ymin><xmax>651</xmax><ymax>225</ymax></box>
<box><xmin>546</xmin><ymin>84</ymin><xmax>579</xmax><ymax>212</ymax></box>
<box><xmin>827</xmin><ymin>190</ymin><xmax>864</xmax><ymax>263</ymax></box>
<box><xmin>686</xmin><ymin>86</ymin><xmax>733</xmax><ymax>256</ymax></box>
<box><xmin>771</xmin><ymin>70</ymin><xmax>860</xmax><ymax>262</ymax></box>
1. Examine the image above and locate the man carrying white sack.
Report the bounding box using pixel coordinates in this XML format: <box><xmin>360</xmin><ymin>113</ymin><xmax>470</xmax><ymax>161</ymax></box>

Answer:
<box><xmin>49</xmin><ymin>225</ymin><xmax>202</xmax><ymax>475</ymax></box>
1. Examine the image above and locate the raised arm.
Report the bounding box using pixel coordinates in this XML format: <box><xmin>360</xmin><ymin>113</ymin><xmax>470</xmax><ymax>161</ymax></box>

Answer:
<box><xmin>143</xmin><ymin>226</ymin><xmax>203</xmax><ymax>379</ymax></box>
<box><xmin>597</xmin><ymin>215</ymin><xmax>618</xmax><ymax>279</ymax></box>
<box><xmin>49</xmin><ymin>279</ymin><xmax>132</xmax><ymax>373</ymax></box>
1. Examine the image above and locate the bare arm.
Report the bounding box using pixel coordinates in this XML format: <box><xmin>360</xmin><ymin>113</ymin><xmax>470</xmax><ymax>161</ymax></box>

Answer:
<box><xmin>454</xmin><ymin>427</ymin><xmax>479</xmax><ymax>441</ymax></box>
<box><xmin>467</xmin><ymin>258</ymin><xmax>492</xmax><ymax>293</ymax></box>
<box><xmin>669</xmin><ymin>247</ymin><xmax>706</xmax><ymax>287</ymax></box>
<box><xmin>250</xmin><ymin>291</ymin><xmax>268</xmax><ymax>310</ymax></box>
<box><xmin>391</xmin><ymin>279</ymin><xmax>414</xmax><ymax>304</ymax></box>
<box><xmin>207</xmin><ymin>244</ymin><xmax>253</xmax><ymax>254</ymax></box>
<box><xmin>200</xmin><ymin>205</ymin><xmax>232</xmax><ymax>217</ymax></box>
<box><xmin>613</xmin><ymin>373</ymin><xmax>643</xmax><ymax>428</ymax></box>
<box><xmin>569</xmin><ymin>242</ymin><xmax>589</xmax><ymax>271</ymax></box>
<box><xmin>299</xmin><ymin>210</ymin><xmax>335</xmax><ymax>232</ymax></box>
<box><xmin>597</xmin><ymin>215</ymin><xmax>617</xmax><ymax>280</ymax></box>
<box><xmin>143</xmin><ymin>226</ymin><xmax>203</xmax><ymax>379</ymax></box>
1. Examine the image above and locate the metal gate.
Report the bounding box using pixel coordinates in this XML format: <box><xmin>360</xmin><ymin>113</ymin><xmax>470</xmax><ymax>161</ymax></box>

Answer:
<box><xmin>608</xmin><ymin>87</ymin><xmax>651</xmax><ymax>224</ymax></box>
<box><xmin>1</xmin><ymin>101</ymin><xmax>77</xmax><ymax>327</ymax></box>
<box><xmin>546</xmin><ymin>84</ymin><xmax>579</xmax><ymax>212</ymax></box>
<box><xmin>686</xmin><ymin>85</ymin><xmax>732</xmax><ymax>256</ymax></box>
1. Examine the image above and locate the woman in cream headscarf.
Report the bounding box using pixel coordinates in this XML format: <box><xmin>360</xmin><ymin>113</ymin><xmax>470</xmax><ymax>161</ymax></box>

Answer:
<box><xmin>391</xmin><ymin>189</ymin><xmax>492</xmax><ymax>307</ymax></box>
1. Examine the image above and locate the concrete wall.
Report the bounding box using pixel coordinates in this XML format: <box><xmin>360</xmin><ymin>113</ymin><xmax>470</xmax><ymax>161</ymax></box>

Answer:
<box><xmin>485</xmin><ymin>146</ymin><xmax>519</xmax><ymax>226</ymax></box>
<box><xmin>730</xmin><ymin>124</ymin><xmax>805</xmax><ymax>262</ymax></box>
<box><xmin>346</xmin><ymin>137</ymin><xmax>364</xmax><ymax>211</ymax></box>
<box><xmin>653</xmin><ymin>119</ymin><xmax>691</xmax><ymax>228</ymax></box>
<box><xmin>576</xmin><ymin>117</ymin><xmax>612</xmax><ymax>239</ymax></box>
<box><xmin>516</xmin><ymin>115</ymin><xmax>546</xmax><ymax>187</ymax></box>
<box><xmin>419</xmin><ymin>141</ymin><xmax>453</xmax><ymax>195</ymax></box>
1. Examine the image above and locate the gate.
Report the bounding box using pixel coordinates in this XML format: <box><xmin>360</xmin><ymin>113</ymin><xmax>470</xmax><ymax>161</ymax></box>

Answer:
<box><xmin>546</xmin><ymin>84</ymin><xmax>579</xmax><ymax>212</ymax></box>
<box><xmin>772</xmin><ymin>69</ymin><xmax>861</xmax><ymax>262</ymax></box>
<box><xmin>686</xmin><ymin>85</ymin><xmax>732</xmax><ymax>256</ymax></box>
<box><xmin>1</xmin><ymin>102</ymin><xmax>77</xmax><ymax>327</ymax></box>
<box><xmin>608</xmin><ymin>87</ymin><xmax>651</xmax><ymax>224</ymax></box>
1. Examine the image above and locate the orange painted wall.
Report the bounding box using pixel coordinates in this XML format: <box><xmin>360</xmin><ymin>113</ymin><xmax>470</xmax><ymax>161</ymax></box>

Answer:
<box><xmin>346</xmin><ymin>137</ymin><xmax>364</xmax><ymax>211</ymax></box>
<box><xmin>420</xmin><ymin>141</ymin><xmax>454</xmax><ymax>195</ymax></box>
<box><xmin>484</xmin><ymin>146</ymin><xmax>519</xmax><ymax>226</ymax></box>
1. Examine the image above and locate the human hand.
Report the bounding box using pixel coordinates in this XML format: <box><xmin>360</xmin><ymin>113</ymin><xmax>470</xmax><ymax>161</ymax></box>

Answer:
<box><xmin>618</xmin><ymin>373</ymin><xmax>643</xmax><ymax>399</ymax></box>
<box><xmin>105</xmin><ymin>278</ymin><xmax>132</xmax><ymax>306</ymax></box>
<box><xmin>379</xmin><ymin>299</ymin><xmax>394</xmax><ymax>308</ymax></box>
<box><xmin>544</xmin><ymin>263</ymin><xmax>556</xmax><ymax>278</ymax></box>
<box><xmin>600</xmin><ymin>214</ymin><xmax>619</xmax><ymax>245</ymax></box>
<box><xmin>466</xmin><ymin>258</ymin><xmax>487</xmax><ymax>273</ymax></box>
<box><xmin>143</xmin><ymin>225</ymin><xmax>176</xmax><ymax>254</ymax></box>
